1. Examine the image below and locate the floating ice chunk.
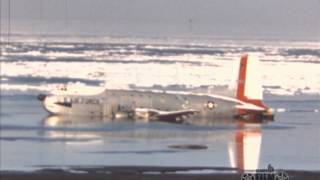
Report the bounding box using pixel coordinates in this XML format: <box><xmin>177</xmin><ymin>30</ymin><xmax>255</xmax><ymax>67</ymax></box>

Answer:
<box><xmin>276</xmin><ymin>108</ymin><xmax>287</xmax><ymax>113</ymax></box>
<box><xmin>1</xmin><ymin>77</ymin><xmax>9</xmax><ymax>81</ymax></box>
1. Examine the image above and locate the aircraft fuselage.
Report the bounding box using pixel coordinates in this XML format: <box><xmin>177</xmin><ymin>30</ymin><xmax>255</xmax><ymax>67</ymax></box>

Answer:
<box><xmin>41</xmin><ymin>89</ymin><xmax>237</xmax><ymax>120</ymax></box>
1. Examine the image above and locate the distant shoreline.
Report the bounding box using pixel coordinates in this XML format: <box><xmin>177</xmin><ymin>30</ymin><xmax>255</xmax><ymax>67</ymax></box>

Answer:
<box><xmin>2</xmin><ymin>33</ymin><xmax>319</xmax><ymax>42</ymax></box>
<box><xmin>1</xmin><ymin>166</ymin><xmax>320</xmax><ymax>180</ymax></box>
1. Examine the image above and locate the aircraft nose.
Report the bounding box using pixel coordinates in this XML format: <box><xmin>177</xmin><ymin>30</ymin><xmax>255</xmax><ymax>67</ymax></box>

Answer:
<box><xmin>37</xmin><ymin>94</ymin><xmax>47</xmax><ymax>101</ymax></box>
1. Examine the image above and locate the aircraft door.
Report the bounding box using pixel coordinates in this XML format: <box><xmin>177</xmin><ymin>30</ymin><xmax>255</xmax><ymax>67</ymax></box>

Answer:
<box><xmin>103</xmin><ymin>97</ymin><xmax>118</xmax><ymax>118</ymax></box>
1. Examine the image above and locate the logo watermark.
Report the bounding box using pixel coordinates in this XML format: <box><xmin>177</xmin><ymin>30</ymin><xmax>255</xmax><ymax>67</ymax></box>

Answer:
<box><xmin>241</xmin><ymin>164</ymin><xmax>289</xmax><ymax>180</ymax></box>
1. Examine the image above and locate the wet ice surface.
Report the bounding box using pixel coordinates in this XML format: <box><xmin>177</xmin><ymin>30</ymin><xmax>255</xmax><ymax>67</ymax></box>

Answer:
<box><xmin>0</xmin><ymin>94</ymin><xmax>319</xmax><ymax>171</ymax></box>
<box><xmin>1</xmin><ymin>36</ymin><xmax>320</xmax><ymax>96</ymax></box>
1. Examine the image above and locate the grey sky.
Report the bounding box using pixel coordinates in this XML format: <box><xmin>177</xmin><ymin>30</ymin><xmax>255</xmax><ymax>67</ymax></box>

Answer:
<box><xmin>0</xmin><ymin>0</ymin><xmax>319</xmax><ymax>40</ymax></box>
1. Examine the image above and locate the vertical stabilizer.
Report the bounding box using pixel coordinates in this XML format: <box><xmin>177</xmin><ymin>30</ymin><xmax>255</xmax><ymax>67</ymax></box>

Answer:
<box><xmin>236</xmin><ymin>54</ymin><xmax>267</xmax><ymax>110</ymax></box>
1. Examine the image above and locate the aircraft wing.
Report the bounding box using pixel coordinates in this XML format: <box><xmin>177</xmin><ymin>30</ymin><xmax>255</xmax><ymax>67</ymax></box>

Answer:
<box><xmin>135</xmin><ymin>108</ymin><xmax>198</xmax><ymax>122</ymax></box>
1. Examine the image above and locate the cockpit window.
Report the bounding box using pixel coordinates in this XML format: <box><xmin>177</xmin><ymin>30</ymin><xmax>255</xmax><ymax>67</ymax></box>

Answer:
<box><xmin>64</xmin><ymin>97</ymin><xmax>71</xmax><ymax>103</ymax></box>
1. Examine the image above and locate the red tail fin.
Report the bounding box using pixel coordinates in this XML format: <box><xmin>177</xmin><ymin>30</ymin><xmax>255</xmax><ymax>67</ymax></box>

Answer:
<box><xmin>236</xmin><ymin>55</ymin><xmax>268</xmax><ymax>112</ymax></box>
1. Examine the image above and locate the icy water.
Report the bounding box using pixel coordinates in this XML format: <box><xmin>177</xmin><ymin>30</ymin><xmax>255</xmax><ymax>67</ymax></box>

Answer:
<box><xmin>0</xmin><ymin>36</ymin><xmax>319</xmax><ymax>171</ymax></box>
<box><xmin>0</xmin><ymin>94</ymin><xmax>319</xmax><ymax>171</ymax></box>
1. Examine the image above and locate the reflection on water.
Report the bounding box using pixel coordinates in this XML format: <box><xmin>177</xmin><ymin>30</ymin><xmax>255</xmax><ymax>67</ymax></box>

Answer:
<box><xmin>42</xmin><ymin>115</ymin><xmax>113</xmax><ymax>127</ymax></box>
<box><xmin>42</xmin><ymin>115</ymin><xmax>263</xmax><ymax>171</ymax></box>
<box><xmin>228</xmin><ymin>123</ymin><xmax>261</xmax><ymax>171</ymax></box>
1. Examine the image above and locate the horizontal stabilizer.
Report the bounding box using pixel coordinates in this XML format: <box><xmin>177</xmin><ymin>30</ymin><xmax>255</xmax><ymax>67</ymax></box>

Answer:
<box><xmin>235</xmin><ymin>103</ymin><xmax>265</xmax><ymax>111</ymax></box>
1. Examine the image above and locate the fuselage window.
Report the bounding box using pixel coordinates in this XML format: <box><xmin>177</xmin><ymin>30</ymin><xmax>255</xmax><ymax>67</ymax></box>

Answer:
<box><xmin>54</xmin><ymin>96</ymin><xmax>72</xmax><ymax>107</ymax></box>
<box><xmin>161</xmin><ymin>96</ymin><xmax>165</xmax><ymax>103</ymax></box>
<box><xmin>83</xmin><ymin>98</ymin><xmax>100</xmax><ymax>104</ymax></box>
<box><xmin>86</xmin><ymin>99</ymin><xmax>92</xmax><ymax>104</ymax></box>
